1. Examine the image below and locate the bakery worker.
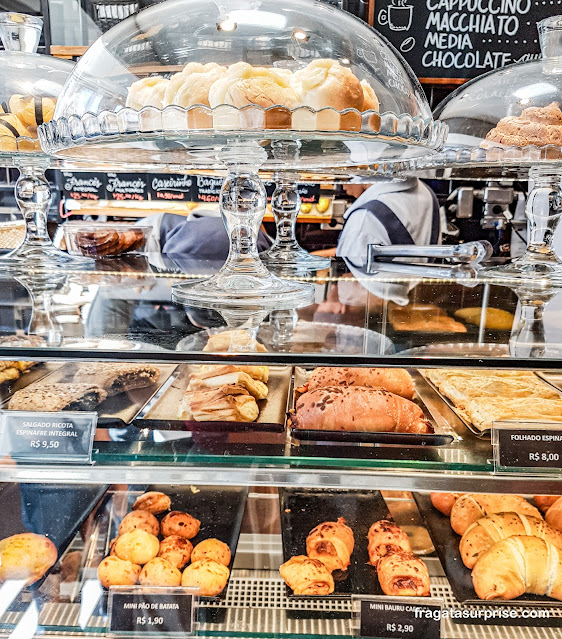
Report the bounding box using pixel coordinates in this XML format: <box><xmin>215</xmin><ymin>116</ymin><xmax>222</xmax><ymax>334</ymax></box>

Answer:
<box><xmin>336</xmin><ymin>177</ymin><xmax>441</xmax><ymax>266</ymax></box>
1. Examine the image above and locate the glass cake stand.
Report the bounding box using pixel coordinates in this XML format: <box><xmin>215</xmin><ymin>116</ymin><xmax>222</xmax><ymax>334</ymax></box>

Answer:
<box><xmin>39</xmin><ymin>0</ymin><xmax>446</xmax><ymax>309</ymax></box>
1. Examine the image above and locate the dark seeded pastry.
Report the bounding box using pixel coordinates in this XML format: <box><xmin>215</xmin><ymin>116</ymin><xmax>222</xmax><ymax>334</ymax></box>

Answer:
<box><xmin>73</xmin><ymin>363</ymin><xmax>160</xmax><ymax>396</ymax></box>
<box><xmin>9</xmin><ymin>383</ymin><xmax>107</xmax><ymax>411</ymax></box>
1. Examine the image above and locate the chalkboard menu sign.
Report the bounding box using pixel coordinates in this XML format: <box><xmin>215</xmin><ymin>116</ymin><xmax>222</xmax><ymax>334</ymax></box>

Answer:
<box><xmin>106</xmin><ymin>173</ymin><xmax>149</xmax><ymax>201</ymax></box>
<box><xmin>61</xmin><ymin>172</ymin><xmax>106</xmax><ymax>201</ymax></box>
<box><xmin>263</xmin><ymin>182</ymin><xmax>321</xmax><ymax>203</ymax></box>
<box><xmin>148</xmin><ymin>174</ymin><xmax>194</xmax><ymax>201</ymax></box>
<box><xmin>374</xmin><ymin>0</ymin><xmax>548</xmax><ymax>82</ymax></box>
<box><xmin>193</xmin><ymin>176</ymin><xmax>223</xmax><ymax>203</ymax></box>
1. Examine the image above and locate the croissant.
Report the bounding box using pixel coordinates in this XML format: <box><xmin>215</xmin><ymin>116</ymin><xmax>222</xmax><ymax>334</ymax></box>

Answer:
<box><xmin>472</xmin><ymin>536</ymin><xmax>562</xmax><ymax>601</ymax></box>
<box><xmin>302</xmin><ymin>367</ymin><xmax>415</xmax><ymax>400</ymax></box>
<box><xmin>546</xmin><ymin>497</ymin><xmax>562</xmax><ymax>532</ymax></box>
<box><xmin>306</xmin><ymin>518</ymin><xmax>354</xmax><ymax>572</ymax></box>
<box><xmin>430</xmin><ymin>492</ymin><xmax>462</xmax><ymax>517</ymax></box>
<box><xmin>535</xmin><ymin>495</ymin><xmax>561</xmax><ymax>513</ymax></box>
<box><xmin>376</xmin><ymin>552</ymin><xmax>430</xmax><ymax>597</ymax></box>
<box><xmin>460</xmin><ymin>512</ymin><xmax>562</xmax><ymax>568</ymax></box>
<box><xmin>450</xmin><ymin>494</ymin><xmax>542</xmax><ymax>536</ymax></box>
<box><xmin>279</xmin><ymin>555</ymin><xmax>335</xmax><ymax>595</ymax></box>
<box><xmin>367</xmin><ymin>520</ymin><xmax>411</xmax><ymax>566</ymax></box>
<box><xmin>292</xmin><ymin>387</ymin><xmax>432</xmax><ymax>434</ymax></box>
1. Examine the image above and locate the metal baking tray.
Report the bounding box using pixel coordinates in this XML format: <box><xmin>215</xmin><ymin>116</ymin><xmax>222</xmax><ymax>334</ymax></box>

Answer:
<box><xmin>0</xmin><ymin>362</ymin><xmax>63</xmax><ymax>404</ymax></box>
<box><xmin>0</xmin><ymin>483</ymin><xmax>109</xmax><ymax>591</ymax></box>
<box><xmin>536</xmin><ymin>370</ymin><xmax>562</xmax><ymax>393</ymax></box>
<box><xmin>279</xmin><ymin>487</ymin><xmax>391</xmax><ymax>606</ymax></box>
<box><xmin>413</xmin><ymin>492</ymin><xmax>562</xmax><ymax>613</ymax></box>
<box><xmin>104</xmin><ymin>484</ymin><xmax>248</xmax><ymax>602</ymax></box>
<box><xmin>2</xmin><ymin>363</ymin><xmax>178</xmax><ymax>427</ymax></box>
<box><xmin>289</xmin><ymin>368</ymin><xmax>456</xmax><ymax>446</ymax></box>
<box><xmin>141</xmin><ymin>365</ymin><xmax>291</xmax><ymax>432</ymax></box>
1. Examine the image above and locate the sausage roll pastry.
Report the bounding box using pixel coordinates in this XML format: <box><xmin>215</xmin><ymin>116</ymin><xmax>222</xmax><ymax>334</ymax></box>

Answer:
<box><xmin>472</xmin><ymin>536</ymin><xmax>562</xmax><ymax>601</ymax></box>
<box><xmin>279</xmin><ymin>555</ymin><xmax>335</xmax><ymax>595</ymax></box>
<box><xmin>306</xmin><ymin>518</ymin><xmax>354</xmax><ymax>572</ymax></box>
<box><xmin>302</xmin><ymin>367</ymin><xmax>415</xmax><ymax>400</ymax></box>
<box><xmin>377</xmin><ymin>552</ymin><xmax>431</xmax><ymax>597</ymax></box>
<box><xmin>367</xmin><ymin>520</ymin><xmax>412</xmax><ymax>566</ymax></box>
<box><xmin>460</xmin><ymin>512</ymin><xmax>562</xmax><ymax>568</ymax></box>
<box><xmin>292</xmin><ymin>387</ymin><xmax>432</xmax><ymax>434</ymax></box>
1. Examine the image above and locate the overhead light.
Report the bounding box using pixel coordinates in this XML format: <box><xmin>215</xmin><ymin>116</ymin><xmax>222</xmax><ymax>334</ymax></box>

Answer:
<box><xmin>217</xmin><ymin>19</ymin><xmax>237</xmax><ymax>31</ymax></box>
<box><xmin>340</xmin><ymin>58</ymin><xmax>350</xmax><ymax>65</ymax></box>
<box><xmin>292</xmin><ymin>29</ymin><xmax>309</xmax><ymax>42</ymax></box>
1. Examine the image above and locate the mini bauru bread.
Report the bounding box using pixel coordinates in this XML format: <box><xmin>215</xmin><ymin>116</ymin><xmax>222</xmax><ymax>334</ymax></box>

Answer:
<box><xmin>97</xmin><ymin>556</ymin><xmax>140</xmax><ymax>589</ymax></box>
<box><xmin>306</xmin><ymin>518</ymin><xmax>354</xmax><ymax>572</ymax></box>
<box><xmin>139</xmin><ymin>557</ymin><xmax>182</xmax><ymax>587</ymax></box>
<box><xmin>367</xmin><ymin>520</ymin><xmax>411</xmax><ymax>567</ymax></box>
<box><xmin>181</xmin><ymin>558</ymin><xmax>230</xmax><ymax>596</ymax></box>
<box><xmin>0</xmin><ymin>533</ymin><xmax>57</xmax><ymax>585</ymax></box>
<box><xmin>133</xmin><ymin>491</ymin><xmax>171</xmax><ymax>515</ymax></box>
<box><xmin>158</xmin><ymin>535</ymin><xmax>193</xmax><ymax>570</ymax></box>
<box><xmin>118</xmin><ymin>510</ymin><xmax>160</xmax><ymax>537</ymax></box>
<box><xmin>114</xmin><ymin>529</ymin><xmax>160</xmax><ymax>565</ymax></box>
<box><xmin>161</xmin><ymin>511</ymin><xmax>201</xmax><ymax>539</ymax></box>
<box><xmin>377</xmin><ymin>552</ymin><xmax>430</xmax><ymax>597</ymax></box>
<box><xmin>279</xmin><ymin>555</ymin><xmax>335</xmax><ymax>595</ymax></box>
<box><xmin>191</xmin><ymin>539</ymin><xmax>231</xmax><ymax>566</ymax></box>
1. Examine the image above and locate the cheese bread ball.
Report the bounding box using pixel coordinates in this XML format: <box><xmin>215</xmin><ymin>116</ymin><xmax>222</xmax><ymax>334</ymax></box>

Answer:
<box><xmin>133</xmin><ymin>491</ymin><xmax>171</xmax><ymax>515</ymax></box>
<box><xmin>139</xmin><ymin>557</ymin><xmax>182</xmax><ymax>587</ymax></box>
<box><xmin>114</xmin><ymin>529</ymin><xmax>159</xmax><ymax>565</ymax></box>
<box><xmin>118</xmin><ymin>510</ymin><xmax>160</xmax><ymax>536</ymax></box>
<box><xmin>191</xmin><ymin>539</ymin><xmax>231</xmax><ymax>566</ymax></box>
<box><xmin>161</xmin><ymin>511</ymin><xmax>201</xmax><ymax>539</ymax></box>
<box><xmin>0</xmin><ymin>533</ymin><xmax>57</xmax><ymax>585</ymax></box>
<box><xmin>181</xmin><ymin>558</ymin><xmax>230</xmax><ymax>596</ymax></box>
<box><xmin>97</xmin><ymin>556</ymin><xmax>140</xmax><ymax>588</ymax></box>
<box><xmin>158</xmin><ymin>535</ymin><xmax>193</xmax><ymax>570</ymax></box>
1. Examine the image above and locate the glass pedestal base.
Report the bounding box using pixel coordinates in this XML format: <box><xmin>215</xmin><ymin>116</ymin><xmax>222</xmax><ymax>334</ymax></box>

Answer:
<box><xmin>260</xmin><ymin>244</ymin><xmax>330</xmax><ymax>273</ymax></box>
<box><xmin>483</xmin><ymin>249</ymin><xmax>562</xmax><ymax>283</ymax></box>
<box><xmin>0</xmin><ymin>240</ymin><xmax>92</xmax><ymax>271</ymax></box>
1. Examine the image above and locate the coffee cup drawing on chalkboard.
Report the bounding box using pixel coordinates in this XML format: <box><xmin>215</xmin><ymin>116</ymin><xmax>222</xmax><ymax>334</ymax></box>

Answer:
<box><xmin>378</xmin><ymin>0</ymin><xmax>413</xmax><ymax>32</ymax></box>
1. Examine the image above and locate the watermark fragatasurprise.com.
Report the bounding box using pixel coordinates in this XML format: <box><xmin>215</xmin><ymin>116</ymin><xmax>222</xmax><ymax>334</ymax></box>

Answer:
<box><xmin>414</xmin><ymin>606</ymin><xmax>552</xmax><ymax>621</ymax></box>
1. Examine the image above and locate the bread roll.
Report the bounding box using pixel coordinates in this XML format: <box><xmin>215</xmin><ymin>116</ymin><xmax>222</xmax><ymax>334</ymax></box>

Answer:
<box><xmin>367</xmin><ymin>520</ymin><xmax>411</xmax><ymax>566</ymax></box>
<box><xmin>460</xmin><ymin>512</ymin><xmax>562</xmax><ymax>568</ymax></box>
<box><xmin>377</xmin><ymin>552</ymin><xmax>430</xmax><ymax>597</ymax></box>
<box><xmin>450</xmin><ymin>494</ymin><xmax>542</xmax><ymax>536</ymax></box>
<box><xmin>304</xmin><ymin>367</ymin><xmax>414</xmax><ymax>399</ymax></box>
<box><xmin>0</xmin><ymin>533</ymin><xmax>57</xmax><ymax>585</ymax></box>
<box><xmin>181</xmin><ymin>558</ymin><xmax>230</xmax><ymax>596</ymax></box>
<box><xmin>546</xmin><ymin>497</ymin><xmax>562</xmax><ymax>532</ymax></box>
<box><xmin>279</xmin><ymin>555</ymin><xmax>335</xmax><ymax>595</ymax></box>
<box><xmin>161</xmin><ymin>511</ymin><xmax>201</xmax><ymax>539</ymax></box>
<box><xmin>472</xmin><ymin>536</ymin><xmax>562</xmax><ymax>600</ymax></box>
<box><xmin>158</xmin><ymin>535</ymin><xmax>193</xmax><ymax>570</ymax></box>
<box><xmin>306</xmin><ymin>518</ymin><xmax>354</xmax><ymax>572</ymax></box>
<box><xmin>118</xmin><ymin>510</ymin><xmax>160</xmax><ymax>536</ymax></box>
<box><xmin>191</xmin><ymin>539</ymin><xmax>231</xmax><ymax>566</ymax></box>
<box><xmin>535</xmin><ymin>495</ymin><xmax>561</xmax><ymax>513</ymax></box>
<box><xmin>97</xmin><ymin>556</ymin><xmax>140</xmax><ymax>588</ymax></box>
<box><xmin>430</xmin><ymin>493</ymin><xmax>462</xmax><ymax>517</ymax></box>
<box><xmin>133</xmin><ymin>491</ymin><xmax>171</xmax><ymax>515</ymax></box>
<box><xmin>139</xmin><ymin>557</ymin><xmax>182</xmax><ymax>587</ymax></box>
<box><xmin>114</xmin><ymin>529</ymin><xmax>160</xmax><ymax>565</ymax></box>
<box><xmin>0</xmin><ymin>113</ymin><xmax>32</xmax><ymax>151</ymax></box>
<box><xmin>126</xmin><ymin>77</ymin><xmax>169</xmax><ymax>110</ymax></box>
<box><xmin>361</xmin><ymin>80</ymin><xmax>379</xmax><ymax>112</ymax></box>
<box><xmin>293</xmin><ymin>387</ymin><xmax>432</xmax><ymax>434</ymax></box>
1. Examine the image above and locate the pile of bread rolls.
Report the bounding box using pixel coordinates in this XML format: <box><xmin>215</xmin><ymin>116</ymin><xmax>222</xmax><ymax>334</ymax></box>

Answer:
<box><xmin>0</xmin><ymin>532</ymin><xmax>57</xmax><ymax>585</ymax></box>
<box><xmin>431</xmin><ymin>492</ymin><xmax>562</xmax><ymax>601</ymax></box>
<box><xmin>291</xmin><ymin>367</ymin><xmax>433</xmax><ymax>434</ymax></box>
<box><xmin>0</xmin><ymin>95</ymin><xmax>56</xmax><ymax>152</ymax></box>
<box><xmin>126</xmin><ymin>59</ymin><xmax>380</xmax><ymax>131</ymax></box>
<box><xmin>368</xmin><ymin>520</ymin><xmax>430</xmax><ymax>597</ymax></box>
<box><xmin>97</xmin><ymin>490</ymin><xmax>231</xmax><ymax>596</ymax></box>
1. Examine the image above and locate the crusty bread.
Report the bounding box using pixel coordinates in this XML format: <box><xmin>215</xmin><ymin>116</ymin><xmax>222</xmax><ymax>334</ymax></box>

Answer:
<box><xmin>546</xmin><ymin>497</ymin><xmax>562</xmax><ymax>532</ymax></box>
<box><xmin>430</xmin><ymin>492</ymin><xmax>462</xmax><ymax>517</ymax></box>
<box><xmin>535</xmin><ymin>495</ymin><xmax>561</xmax><ymax>513</ymax></box>
<box><xmin>73</xmin><ymin>363</ymin><xmax>160</xmax><ymax>396</ymax></box>
<box><xmin>305</xmin><ymin>367</ymin><xmax>414</xmax><ymax>399</ymax></box>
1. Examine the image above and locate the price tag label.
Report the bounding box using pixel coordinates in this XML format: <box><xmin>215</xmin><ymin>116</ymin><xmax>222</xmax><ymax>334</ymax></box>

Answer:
<box><xmin>0</xmin><ymin>411</ymin><xmax>97</xmax><ymax>463</ymax></box>
<box><xmin>109</xmin><ymin>588</ymin><xmax>196</xmax><ymax>635</ymax></box>
<box><xmin>356</xmin><ymin>597</ymin><xmax>442</xmax><ymax>639</ymax></box>
<box><xmin>493</xmin><ymin>422</ymin><xmax>562</xmax><ymax>473</ymax></box>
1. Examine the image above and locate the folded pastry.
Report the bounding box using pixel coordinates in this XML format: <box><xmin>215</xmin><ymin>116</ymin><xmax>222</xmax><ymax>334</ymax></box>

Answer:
<box><xmin>450</xmin><ymin>494</ymin><xmax>542</xmax><ymax>536</ymax></box>
<box><xmin>377</xmin><ymin>552</ymin><xmax>430</xmax><ymax>597</ymax></box>
<box><xmin>306</xmin><ymin>517</ymin><xmax>354</xmax><ymax>572</ymax></box>
<box><xmin>9</xmin><ymin>383</ymin><xmax>107</xmax><ymax>411</ymax></box>
<box><xmin>302</xmin><ymin>367</ymin><xmax>414</xmax><ymax>400</ymax></box>
<box><xmin>430</xmin><ymin>492</ymin><xmax>462</xmax><ymax>517</ymax></box>
<box><xmin>472</xmin><ymin>536</ymin><xmax>562</xmax><ymax>600</ymax></box>
<box><xmin>203</xmin><ymin>329</ymin><xmax>268</xmax><ymax>353</ymax></box>
<box><xmin>279</xmin><ymin>555</ymin><xmax>335</xmax><ymax>595</ymax></box>
<box><xmin>367</xmin><ymin>520</ymin><xmax>411</xmax><ymax>566</ymax></box>
<box><xmin>73</xmin><ymin>363</ymin><xmax>160</xmax><ymax>396</ymax></box>
<box><xmin>292</xmin><ymin>387</ymin><xmax>432</xmax><ymax>434</ymax></box>
<box><xmin>188</xmin><ymin>369</ymin><xmax>268</xmax><ymax>400</ymax></box>
<box><xmin>0</xmin><ymin>362</ymin><xmax>22</xmax><ymax>384</ymax></box>
<box><xmin>126</xmin><ymin>77</ymin><xmax>170</xmax><ymax>110</ymax></box>
<box><xmin>462</xmin><ymin>396</ymin><xmax>562</xmax><ymax>432</ymax></box>
<box><xmin>546</xmin><ymin>497</ymin><xmax>562</xmax><ymax>532</ymax></box>
<box><xmin>178</xmin><ymin>385</ymin><xmax>259</xmax><ymax>422</ymax></box>
<box><xmin>460</xmin><ymin>512</ymin><xmax>562</xmax><ymax>568</ymax></box>
<box><xmin>482</xmin><ymin>102</ymin><xmax>562</xmax><ymax>149</ymax></box>
<box><xmin>198</xmin><ymin>364</ymin><xmax>269</xmax><ymax>383</ymax></box>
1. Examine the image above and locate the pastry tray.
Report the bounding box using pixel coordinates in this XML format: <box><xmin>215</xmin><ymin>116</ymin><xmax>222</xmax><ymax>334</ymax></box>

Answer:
<box><xmin>140</xmin><ymin>365</ymin><xmax>291</xmax><ymax>432</ymax></box>
<box><xmin>0</xmin><ymin>362</ymin><xmax>63</xmax><ymax>404</ymax></box>
<box><xmin>536</xmin><ymin>370</ymin><xmax>562</xmax><ymax>393</ymax></box>
<box><xmin>2</xmin><ymin>363</ymin><xmax>178</xmax><ymax>427</ymax></box>
<box><xmin>0</xmin><ymin>482</ymin><xmax>109</xmax><ymax>591</ymax></box>
<box><xmin>289</xmin><ymin>369</ymin><xmax>456</xmax><ymax>446</ymax></box>
<box><xmin>279</xmin><ymin>487</ymin><xmax>391</xmax><ymax>606</ymax></box>
<box><xmin>104</xmin><ymin>484</ymin><xmax>248</xmax><ymax>602</ymax></box>
<box><xmin>413</xmin><ymin>493</ymin><xmax>562</xmax><ymax>612</ymax></box>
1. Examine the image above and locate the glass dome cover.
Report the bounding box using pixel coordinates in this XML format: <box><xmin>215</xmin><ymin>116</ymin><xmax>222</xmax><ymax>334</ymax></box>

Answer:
<box><xmin>429</xmin><ymin>16</ymin><xmax>562</xmax><ymax>170</ymax></box>
<box><xmin>0</xmin><ymin>13</ymin><xmax>74</xmax><ymax>159</ymax></box>
<box><xmin>40</xmin><ymin>0</ymin><xmax>446</xmax><ymax>169</ymax></box>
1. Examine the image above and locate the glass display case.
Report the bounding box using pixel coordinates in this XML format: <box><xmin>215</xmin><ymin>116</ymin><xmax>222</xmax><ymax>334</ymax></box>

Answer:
<box><xmin>0</xmin><ymin>257</ymin><xmax>560</xmax><ymax>639</ymax></box>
